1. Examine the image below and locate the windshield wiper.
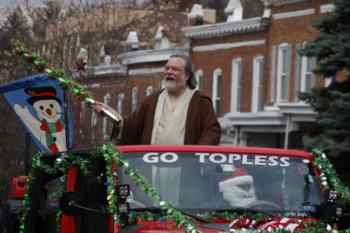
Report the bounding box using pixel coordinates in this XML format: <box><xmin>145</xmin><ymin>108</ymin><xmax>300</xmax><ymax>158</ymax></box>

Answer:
<box><xmin>131</xmin><ymin>207</ymin><xmax>210</xmax><ymax>223</ymax></box>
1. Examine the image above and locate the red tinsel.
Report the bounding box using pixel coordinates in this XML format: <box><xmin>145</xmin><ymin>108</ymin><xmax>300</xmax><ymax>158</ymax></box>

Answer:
<box><xmin>230</xmin><ymin>216</ymin><xmax>310</xmax><ymax>231</ymax></box>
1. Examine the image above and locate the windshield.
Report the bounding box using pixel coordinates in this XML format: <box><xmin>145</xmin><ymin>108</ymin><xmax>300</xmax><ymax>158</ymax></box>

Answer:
<box><xmin>119</xmin><ymin>152</ymin><xmax>323</xmax><ymax>215</ymax></box>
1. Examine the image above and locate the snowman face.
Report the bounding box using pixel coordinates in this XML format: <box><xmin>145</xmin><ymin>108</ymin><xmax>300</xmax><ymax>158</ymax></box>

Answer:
<box><xmin>33</xmin><ymin>99</ymin><xmax>62</xmax><ymax>123</ymax></box>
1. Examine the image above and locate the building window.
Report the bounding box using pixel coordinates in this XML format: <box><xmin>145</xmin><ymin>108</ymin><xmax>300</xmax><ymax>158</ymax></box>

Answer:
<box><xmin>117</xmin><ymin>92</ymin><xmax>124</xmax><ymax>115</ymax></box>
<box><xmin>103</xmin><ymin>93</ymin><xmax>111</xmax><ymax>141</ymax></box>
<box><xmin>301</xmin><ymin>42</ymin><xmax>316</xmax><ymax>93</ymax></box>
<box><xmin>325</xmin><ymin>77</ymin><xmax>334</xmax><ymax>87</ymax></box>
<box><xmin>195</xmin><ymin>69</ymin><xmax>203</xmax><ymax>90</ymax></box>
<box><xmin>91</xmin><ymin>111</ymin><xmax>97</xmax><ymax>143</ymax></box>
<box><xmin>131</xmin><ymin>87</ymin><xmax>139</xmax><ymax>112</ymax></box>
<box><xmin>252</xmin><ymin>55</ymin><xmax>264</xmax><ymax>112</ymax></box>
<box><xmin>146</xmin><ymin>86</ymin><xmax>154</xmax><ymax>96</ymax></box>
<box><xmin>91</xmin><ymin>111</ymin><xmax>97</xmax><ymax>127</ymax></box>
<box><xmin>231</xmin><ymin>58</ymin><xmax>242</xmax><ymax>112</ymax></box>
<box><xmin>277</xmin><ymin>43</ymin><xmax>291</xmax><ymax>102</ymax></box>
<box><xmin>80</xmin><ymin>101</ymin><xmax>84</xmax><ymax>139</ymax></box>
<box><xmin>212</xmin><ymin>68</ymin><xmax>222</xmax><ymax>115</ymax></box>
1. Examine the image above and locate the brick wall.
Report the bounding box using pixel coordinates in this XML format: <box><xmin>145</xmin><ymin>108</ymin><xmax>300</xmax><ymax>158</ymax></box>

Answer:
<box><xmin>191</xmin><ymin>31</ymin><xmax>267</xmax><ymax>115</ymax></box>
<box><xmin>76</xmin><ymin>0</ymin><xmax>338</xmax><ymax>147</ymax></box>
<box><xmin>190</xmin><ymin>0</ymin><xmax>334</xmax><ymax>116</ymax></box>
<box><xmin>78</xmin><ymin>67</ymin><xmax>164</xmax><ymax>147</ymax></box>
<box><xmin>266</xmin><ymin>0</ymin><xmax>332</xmax><ymax>102</ymax></box>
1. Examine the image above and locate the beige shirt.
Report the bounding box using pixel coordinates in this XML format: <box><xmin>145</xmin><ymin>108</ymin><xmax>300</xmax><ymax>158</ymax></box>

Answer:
<box><xmin>151</xmin><ymin>87</ymin><xmax>195</xmax><ymax>145</ymax></box>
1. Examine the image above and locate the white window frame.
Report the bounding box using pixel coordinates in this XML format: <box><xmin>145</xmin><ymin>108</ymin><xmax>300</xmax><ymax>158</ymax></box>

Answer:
<box><xmin>195</xmin><ymin>69</ymin><xmax>203</xmax><ymax>90</ymax></box>
<box><xmin>252</xmin><ymin>55</ymin><xmax>264</xmax><ymax>112</ymax></box>
<box><xmin>324</xmin><ymin>77</ymin><xmax>333</xmax><ymax>87</ymax></box>
<box><xmin>146</xmin><ymin>85</ymin><xmax>154</xmax><ymax>96</ymax></box>
<box><xmin>103</xmin><ymin>93</ymin><xmax>111</xmax><ymax>141</ymax></box>
<box><xmin>117</xmin><ymin>92</ymin><xmax>125</xmax><ymax>115</ymax></box>
<box><xmin>91</xmin><ymin>111</ymin><xmax>97</xmax><ymax>143</ymax></box>
<box><xmin>131</xmin><ymin>87</ymin><xmax>139</xmax><ymax>112</ymax></box>
<box><xmin>276</xmin><ymin>43</ymin><xmax>291</xmax><ymax>103</ymax></box>
<box><xmin>231</xmin><ymin>57</ymin><xmax>242</xmax><ymax>112</ymax></box>
<box><xmin>91</xmin><ymin>112</ymin><xmax>97</xmax><ymax>127</ymax></box>
<box><xmin>212</xmin><ymin>68</ymin><xmax>222</xmax><ymax>115</ymax></box>
<box><xmin>80</xmin><ymin>101</ymin><xmax>84</xmax><ymax>138</ymax></box>
<box><xmin>300</xmin><ymin>41</ymin><xmax>316</xmax><ymax>93</ymax></box>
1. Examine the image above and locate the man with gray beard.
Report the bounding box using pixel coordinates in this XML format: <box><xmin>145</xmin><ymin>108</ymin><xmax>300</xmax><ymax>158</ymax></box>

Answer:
<box><xmin>93</xmin><ymin>54</ymin><xmax>220</xmax><ymax>145</ymax></box>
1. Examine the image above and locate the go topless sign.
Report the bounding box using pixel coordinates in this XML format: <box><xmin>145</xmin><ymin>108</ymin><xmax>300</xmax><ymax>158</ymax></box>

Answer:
<box><xmin>142</xmin><ymin>152</ymin><xmax>291</xmax><ymax>167</ymax></box>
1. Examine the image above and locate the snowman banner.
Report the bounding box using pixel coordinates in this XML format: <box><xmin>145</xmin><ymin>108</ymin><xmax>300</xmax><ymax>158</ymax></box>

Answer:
<box><xmin>0</xmin><ymin>74</ymin><xmax>74</xmax><ymax>153</ymax></box>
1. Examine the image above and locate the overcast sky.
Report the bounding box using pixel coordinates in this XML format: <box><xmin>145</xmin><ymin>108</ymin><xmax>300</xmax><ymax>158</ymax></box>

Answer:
<box><xmin>0</xmin><ymin>0</ymin><xmax>44</xmax><ymax>7</ymax></box>
<box><xmin>0</xmin><ymin>0</ymin><xmax>150</xmax><ymax>25</ymax></box>
<box><xmin>0</xmin><ymin>0</ymin><xmax>151</xmax><ymax>7</ymax></box>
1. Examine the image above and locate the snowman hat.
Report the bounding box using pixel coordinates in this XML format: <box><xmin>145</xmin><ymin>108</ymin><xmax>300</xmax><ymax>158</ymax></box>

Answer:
<box><xmin>219</xmin><ymin>166</ymin><xmax>253</xmax><ymax>191</ymax></box>
<box><xmin>25</xmin><ymin>86</ymin><xmax>62</xmax><ymax>105</ymax></box>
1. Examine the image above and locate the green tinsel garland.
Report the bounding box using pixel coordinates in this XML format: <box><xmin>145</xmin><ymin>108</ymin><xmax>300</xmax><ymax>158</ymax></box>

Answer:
<box><xmin>16</xmin><ymin>145</ymin><xmax>350</xmax><ymax>233</ymax></box>
<box><xmin>12</xmin><ymin>43</ymin><xmax>350</xmax><ymax>232</ymax></box>
<box><xmin>312</xmin><ymin>148</ymin><xmax>350</xmax><ymax>202</ymax></box>
<box><xmin>128</xmin><ymin>211</ymin><xmax>169</xmax><ymax>224</ymax></box>
<box><xmin>12</xmin><ymin>43</ymin><xmax>93</xmax><ymax>103</ymax></box>
<box><xmin>197</xmin><ymin>211</ymin><xmax>265</xmax><ymax>222</ymax></box>
<box><xmin>97</xmin><ymin>144</ymin><xmax>120</xmax><ymax>226</ymax></box>
<box><xmin>19</xmin><ymin>152</ymin><xmax>92</xmax><ymax>233</ymax></box>
<box><xmin>19</xmin><ymin>144</ymin><xmax>200</xmax><ymax>233</ymax></box>
<box><xmin>18</xmin><ymin>153</ymin><xmax>40</xmax><ymax>233</ymax></box>
<box><xmin>12</xmin><ymin>43</ymin><xmax>199</xmax><ymax>232</ymax></box>
<box><xmin>92</xmin><ymin>143</ymin><xmax>201</xmax><ymax>233</ymax></box>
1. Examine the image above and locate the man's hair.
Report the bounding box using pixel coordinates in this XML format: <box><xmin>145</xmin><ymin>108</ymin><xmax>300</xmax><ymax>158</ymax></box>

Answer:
<box><xmin>170</xmin><ymin>54</ymin><xmax>197</xmax><ymax>90</ymax></box>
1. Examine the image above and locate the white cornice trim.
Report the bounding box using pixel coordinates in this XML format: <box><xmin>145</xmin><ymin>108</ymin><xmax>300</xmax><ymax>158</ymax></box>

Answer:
<box><xmin>193</xmin><ymin>39</ymin><xmax>266</xmax><ymax>52</ymax></box>
<box><xmin>219</xmin><ymin>102</ymin><xmax>316</xmax><ymax>128</ymax></box>
<box><xmin>118</xmin><ymin>47</ymin><xmax>189</xmax><ymax>65</ymax></box>
<box><xmin>272</xmin><ymin>8</ymin><xmax>315</xmax><ymax>20</ymax></box>
<box><xmin>221</xmin><ymin>111</ymin><xmax>285</xmax><ymax>126</ymax></box>
<box><xmin>83</xmin><ymin>64</ymin><xmax>127</xmax><ymax>77</ymax></box>
<box><xmin>276</xmin><ymin>102</ymin><xmax>315</xmax><ymax>115</ymax></box>
<box><xmin>320</xmin><ymin>4</ymin><xmax>335</xmax><ymax>13</ymax></box>
<box><xmin>182</xmin><ymin>17</ymin><xmax>266</xmax><ymax>39</ymax></box>
<box><xmin>93</xmin><ymin>64</ymin><xmax>127</xmax><ymax>76</ymax></box>
<box><xmin>271</xmin><ymin>0</ymin><xmax>306</xmax><ymax>6</ymax></box>
<box><xmin>129</xmin><ymin>67</ymin><xmax>164</xmax><ymax>75</ymax></box>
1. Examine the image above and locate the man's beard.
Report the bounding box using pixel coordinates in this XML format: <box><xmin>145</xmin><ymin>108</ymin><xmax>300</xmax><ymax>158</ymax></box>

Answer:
<box><xmin>165</xmin><ymin>75</ymin><xmax>186</xmax><ymax>92</ymax></box>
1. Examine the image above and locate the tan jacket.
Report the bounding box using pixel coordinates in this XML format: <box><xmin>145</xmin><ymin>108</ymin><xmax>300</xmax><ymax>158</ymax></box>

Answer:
<box><xmin>111</xmin><ymin>90</ymin><xmax>221</xmax><ymax>145</ymax></box>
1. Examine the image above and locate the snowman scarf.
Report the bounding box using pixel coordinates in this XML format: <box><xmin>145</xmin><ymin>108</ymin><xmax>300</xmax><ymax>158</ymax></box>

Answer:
<box><xmin>40</xmin><ymin>119</ymin><xmax>64</xmax><ymax>152</ymax></box>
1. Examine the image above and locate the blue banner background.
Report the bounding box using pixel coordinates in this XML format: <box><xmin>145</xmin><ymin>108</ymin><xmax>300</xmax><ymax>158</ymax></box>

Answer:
<box><xmin>0</xmin><ymin>74</ymin><xmax>74</xmax><ymax>152</ymax></box>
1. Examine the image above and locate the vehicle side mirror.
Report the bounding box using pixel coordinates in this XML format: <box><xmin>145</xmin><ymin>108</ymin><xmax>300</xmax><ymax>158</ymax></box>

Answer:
<box><xmin>10</xmin><ymin>176</ymin><xmax>28</xmax><ymax>199</ymax></box>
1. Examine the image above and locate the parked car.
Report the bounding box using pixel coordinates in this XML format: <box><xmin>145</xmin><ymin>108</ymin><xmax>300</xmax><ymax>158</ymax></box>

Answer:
<box><xmin>4</xmin><ymin>145</ymin><xmax>350</xmax><ymax>232</ymax></box>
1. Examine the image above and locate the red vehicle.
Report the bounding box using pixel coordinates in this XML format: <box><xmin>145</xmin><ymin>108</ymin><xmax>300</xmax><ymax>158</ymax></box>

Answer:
<box><xmin>4</xmin><ymin>146</ymin><xmax>349</xmax><ymax>232</ymax></box>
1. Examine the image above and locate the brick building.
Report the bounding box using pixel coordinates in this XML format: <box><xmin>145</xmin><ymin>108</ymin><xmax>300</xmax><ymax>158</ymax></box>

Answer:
<box><xmin>78</xmin><ymin>29</ymin><xmax>189</xmax><ymax>148</ymax></box>
<box><xmin>79</xmin><ymin>0</ymin><xmax>336</xmax><ymax>149</ymax></box>
<box><xmin>182</xmin><ymin>0</ymin><xmax>334</xmax><ymax>149</ymax></box>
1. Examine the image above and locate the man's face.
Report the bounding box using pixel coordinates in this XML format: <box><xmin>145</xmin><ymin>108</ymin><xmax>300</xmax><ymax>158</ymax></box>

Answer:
<box><xmin>164</xmin><ymin>57</ymin><xmax>189</xmax><ymax>94</ymax></box>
